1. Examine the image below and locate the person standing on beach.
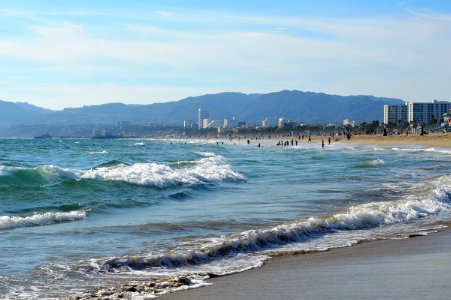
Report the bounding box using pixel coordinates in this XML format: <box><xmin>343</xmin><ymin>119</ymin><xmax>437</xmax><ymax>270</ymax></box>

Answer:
<box><xmin>328</xmin><ymin>137</ymin><xmax>331</xmax><ymax>145</ymax></box>
<box><xmin>322</xmin><ymin>140</ymin><xmax>324</xmax><ymax>149</ymax></box>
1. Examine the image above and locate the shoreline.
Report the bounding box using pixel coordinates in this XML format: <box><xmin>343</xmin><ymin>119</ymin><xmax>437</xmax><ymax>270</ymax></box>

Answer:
<box><xmin>158</xmin><ymin>137</ymin><xmax>451</xmax><ymax>299</ymax></box>
<box><xmin>161</xmin><ymin>228</ymin><xmax>451</xmax><ymax>300</ymax></box>
<box><xmin>165</xmin><ymin>132</ymin><xmax>451</xmax><ymax>148</ymax></box>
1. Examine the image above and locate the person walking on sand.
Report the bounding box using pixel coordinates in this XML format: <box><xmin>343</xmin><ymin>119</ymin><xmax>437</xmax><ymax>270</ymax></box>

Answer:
<box><xmin>328</xmin><ymin>137</ymin><xmax>331</xmax><ymax>145</ymax></box>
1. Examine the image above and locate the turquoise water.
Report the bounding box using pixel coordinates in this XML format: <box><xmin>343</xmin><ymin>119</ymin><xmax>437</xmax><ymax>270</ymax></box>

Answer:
<box><xmin>0</xmin><ymin>138</ymin><xmax>450</xmax><ymax>298</ymax></box>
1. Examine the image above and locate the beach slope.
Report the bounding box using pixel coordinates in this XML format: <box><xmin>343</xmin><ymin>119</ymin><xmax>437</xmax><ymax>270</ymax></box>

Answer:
<box><xmin>162</xmin><ymin>229</ymin><xmax>451</xmax><ymax>300</ymax></box>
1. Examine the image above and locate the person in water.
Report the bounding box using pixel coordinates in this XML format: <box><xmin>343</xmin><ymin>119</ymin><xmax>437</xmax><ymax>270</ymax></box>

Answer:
<box><xmin>321</xmin><ymin>140</ymin><xmax>324</xmax><ymax>149</ymax></box>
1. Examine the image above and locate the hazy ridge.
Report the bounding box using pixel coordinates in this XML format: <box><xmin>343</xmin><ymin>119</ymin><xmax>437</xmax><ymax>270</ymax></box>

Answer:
<box><xmin>0</xmin><ymin>90</ymin><xmax>404</xmax><ymax>126</ymax></box>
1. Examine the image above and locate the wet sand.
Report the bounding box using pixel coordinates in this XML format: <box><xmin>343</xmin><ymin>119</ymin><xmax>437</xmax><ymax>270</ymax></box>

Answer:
<box><xmin>162</xmin><ymin>228</ymin><xmax>451</xmax><ymax>300</ymax></box>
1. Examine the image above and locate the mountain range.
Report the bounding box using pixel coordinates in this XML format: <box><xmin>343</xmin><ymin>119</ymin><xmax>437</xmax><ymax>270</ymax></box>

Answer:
<box><xmin>0</xmin><ymin>90</ymin><xmax>405</xmax><ymax>126</ymax></box>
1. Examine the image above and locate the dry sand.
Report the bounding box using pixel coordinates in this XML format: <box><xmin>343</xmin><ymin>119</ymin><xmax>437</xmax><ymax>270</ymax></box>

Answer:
<box><xmin>161</xmin><ymin>228</ymin><xmax>451</xmax><ymax>300</ymax></box>
<box><xmin>272</xmin><ymin>132</ymin><xmax>451</xmax><ymax>148</ymax></box>
<box><xmin>344</xmin><ymin>133</ymin><xmax>451</xmax><ymax>148</ymax></box>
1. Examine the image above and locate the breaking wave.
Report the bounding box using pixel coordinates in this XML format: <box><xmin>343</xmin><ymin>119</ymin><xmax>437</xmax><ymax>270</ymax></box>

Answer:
<box><xmin>92</xmin><ymin>177</ymin><xmax>451</xmax><ymax>273</ymax></box>
<box><xmin>0</xmin><ymin>211</ymin><xmax>88</xmax><ymax>230</ymax></box>
<box><xmin>0</xmin><ymin>153</ymin><xmax>244</xmax><ymax>188</ymax></box>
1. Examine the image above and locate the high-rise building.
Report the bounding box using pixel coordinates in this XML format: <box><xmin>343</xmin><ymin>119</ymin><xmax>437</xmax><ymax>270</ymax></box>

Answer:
<box><xmin>384</xmin><ymin>100</ymin><xmax>451</xmax><ymax>125</ymax></box>
<box><xmin>407</xmin><ymin>100</ymin><xmax>451</xmax><ymax>124</ymax></box>
<box><xmin>383</xmin><ymin>104</ymin><xmax>408</xmax><ymax>125</ymax></box>
<box><xmin>198</xmin><ymin>109</ymin><xmax>209</xmax><ymax>129</ymax></box>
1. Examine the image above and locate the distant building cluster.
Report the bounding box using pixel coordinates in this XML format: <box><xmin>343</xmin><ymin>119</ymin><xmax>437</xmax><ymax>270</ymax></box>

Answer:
<box><xmin>194</xmin><ymin>108</ymin><xmax>242</xmax><ymax>132</ymax></box>
<box><xmin>191</xmin><ymin>108</ymin><xmax>304</xmax><ymax>133</ymax></box>
<box><xmin>384</xmin><ymin>100</ymin><xmax>451</xmax><ymax>125</ymax></box>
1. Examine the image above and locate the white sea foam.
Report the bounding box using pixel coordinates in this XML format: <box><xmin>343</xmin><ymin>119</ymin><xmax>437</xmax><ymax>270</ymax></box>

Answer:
<box><xmin>88</xmin><ymin>150</ymin><xmax>108</xmax><ymax>154</ymax></box>
<box><xmin>0</xmin><ymin>211</ymin><xmax>87</xmax><ymax>230</ymax></box>
<box><xmin>0</xmin><ymin>154</ymin><xmax>244</xmax><ymax>188</ymax></box>
<box><xmin>390</xmin><ymin>147</ymin><xmax>451</xmax><ymax>155</ymax></box>
<box><xmin>93</xmin><ymin>176</ymin><xmax>451</xmax><ymax>274</ymax></box>
<box><xmin>80</xmin><ymin>153</ymin><xmax>244</xmax><ymax>187</ymax></box>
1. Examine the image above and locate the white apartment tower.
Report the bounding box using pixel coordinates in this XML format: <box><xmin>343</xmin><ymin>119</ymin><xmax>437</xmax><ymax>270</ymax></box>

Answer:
<box><xmin>383</xmin><ymin>104</ymin><xmax>408</xmax><ymax>125</ymax></box>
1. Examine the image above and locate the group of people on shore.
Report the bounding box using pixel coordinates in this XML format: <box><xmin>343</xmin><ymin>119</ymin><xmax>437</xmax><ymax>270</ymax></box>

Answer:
<box><xmin>272</xmin><ymin>135</ymin><xmax>333</xmax><ymax>148</ymax></box>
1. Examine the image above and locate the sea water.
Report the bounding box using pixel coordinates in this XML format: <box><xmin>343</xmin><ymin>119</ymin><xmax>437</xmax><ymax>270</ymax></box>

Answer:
<box><xmin>0</xmin><ymin>138</ymin><xmax>450</xmax><ymax>298</ymax></box>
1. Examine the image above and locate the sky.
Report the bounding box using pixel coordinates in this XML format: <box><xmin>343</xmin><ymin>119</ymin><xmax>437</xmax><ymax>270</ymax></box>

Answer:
<box><xmin>0</xmin><ymin>0</ymin><xmax>450</xmax><ymax>110</ymax></box>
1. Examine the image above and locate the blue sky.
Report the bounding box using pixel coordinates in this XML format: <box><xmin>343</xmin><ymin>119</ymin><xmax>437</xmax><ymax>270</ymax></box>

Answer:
<box><xmin>0</xmin><ymin>0</ymin><xmax>450</xmax><ymax>109</ymax></box>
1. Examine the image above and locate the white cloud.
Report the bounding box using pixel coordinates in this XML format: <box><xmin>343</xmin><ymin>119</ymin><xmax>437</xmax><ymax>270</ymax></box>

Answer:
<box><xmin>0</xmin><ymin>8</ymin><xmax>450</xmax><ymax>107</ymax></box>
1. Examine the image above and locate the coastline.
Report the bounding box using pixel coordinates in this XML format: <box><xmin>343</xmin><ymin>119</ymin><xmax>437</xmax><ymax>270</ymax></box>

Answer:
<box><xmin>177</xmin><ymin>132</ymin><xmax>451</xmax><ymax>148</ymax></box>
<box><xmin>276</xmin><ymin>132</ymin><xmax>451</xmax><ymax>148</ymax></box>
<box><xmin>161</xmin><ymin>228</ymin><xmax>451</xmax><ymax>300</ymax></box>
<box><xmin>158</xmin><ymin>137</ymin><xmax>451</xmax><ymax>300</ymax></box>
<box><xmin>341</xmin><ymin>132</ymin><xmax>451</xmax><ymax>148</ymax></box>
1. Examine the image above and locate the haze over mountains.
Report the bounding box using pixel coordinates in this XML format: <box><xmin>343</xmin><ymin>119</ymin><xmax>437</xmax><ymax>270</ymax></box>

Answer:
<box><xmin>0</xmin><ymin>90</ymin><xmax>405</xmax><ymax>126</ymax></box>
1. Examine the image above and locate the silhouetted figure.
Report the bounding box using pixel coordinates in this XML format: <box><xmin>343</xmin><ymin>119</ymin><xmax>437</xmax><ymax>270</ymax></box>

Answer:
<box><xmin>328</xmin><ymin>137</ymin><xmax>331</xmax><ymax>145</ymax></box>
<box><xmin>322</xmin><ymin>140</ymin><xmax>324</xmax><ymax>149</ymax></box>
<box><xmin>247</xmin><ymin>140</ymin><xmax>250</xmax><ymax>144</ymax></box>
<box><xmin>258</xmin><ymin>143</ymin><xmax>261</xmax><ymax>148</ymax></box>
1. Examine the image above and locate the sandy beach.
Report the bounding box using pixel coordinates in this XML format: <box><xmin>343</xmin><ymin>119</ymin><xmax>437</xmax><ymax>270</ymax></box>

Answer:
<box><xmin>160</xmin><ymin>136</ymin><xmax>451</xmax><ymax>300</ymax></box>
<box><xmin>265</xmin><ymin>132</ymin><xmax>451</xmax><ymax>148</ymax></box>
<box><xmin>162</xmin><ymin>228</ymin><xmax>451</xmax><ymax>300</ymax></box>
<box><xmin>208</xmin><ymin>132</ymin><xmax>451</xmax><ymax>148</ymax></box>
<box><xmin>343</xmin><ymin>133</ymin><xmax>451</xmax><ymax>148</ymax></box>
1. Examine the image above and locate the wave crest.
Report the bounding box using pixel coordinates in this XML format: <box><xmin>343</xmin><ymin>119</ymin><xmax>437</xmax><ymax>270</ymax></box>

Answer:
<box><xmin>0</xmin><ymin>153</ymin><xmax>244</xmax><ymax>188</ymax></box>
<box><xmin>93</xmin><ymin>182</ymin><xmax>451</xmax><ymax>273</ymax></box>
<box><xmin>81</xmin><ymin>153</ymin><xmax>244</xmax><ymax>188</ymax></box>
<box><xmin>0</xmin><ymin>211</ymin><xmax>87</xmax><ymax>230</ymax></box>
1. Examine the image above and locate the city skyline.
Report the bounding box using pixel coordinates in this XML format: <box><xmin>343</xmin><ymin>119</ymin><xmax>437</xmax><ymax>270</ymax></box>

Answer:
<box><xmin>1</xmin><ymin>1</ymin><xmax>451</xmax><ymax>109</ymax></box>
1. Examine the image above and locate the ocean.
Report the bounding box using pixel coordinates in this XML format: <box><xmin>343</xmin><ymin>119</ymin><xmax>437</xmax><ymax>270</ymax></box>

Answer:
<box><xmin>0</xmin><ymin>138</ymin><xmax>450</xmax><ymax>299</ymax></box>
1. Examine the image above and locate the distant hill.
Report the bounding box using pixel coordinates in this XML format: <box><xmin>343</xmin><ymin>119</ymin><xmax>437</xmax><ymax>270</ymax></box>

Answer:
<box><xmin>1</xmin><ymin>91</ymin><xmax>405</xmax><ymax>126</ymax></box>
<box><xmin>0</xmin><ymin>100</ymin><xmax>53</xmax><ymax>125</ymax></box>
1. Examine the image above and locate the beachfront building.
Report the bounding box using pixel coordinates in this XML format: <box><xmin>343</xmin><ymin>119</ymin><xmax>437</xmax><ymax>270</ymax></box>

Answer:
<box><xmin>384</xmin><ymin>100</ymin><xmax>451</xmax><ymax>125</ymax></box>
<box><xmin>383</xmin><ymin>104</ymin><xmax>408</xmax><ymax>125</ymax></box>
<box><xmin>407</xmin><ymin>100</ymin><xmax>451</xmax><ymax>124</ymax></box>
<box><xmin>198</xmin><ymin>108</ymin><xmax>209</xmax><ymax>129</ymax></box>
